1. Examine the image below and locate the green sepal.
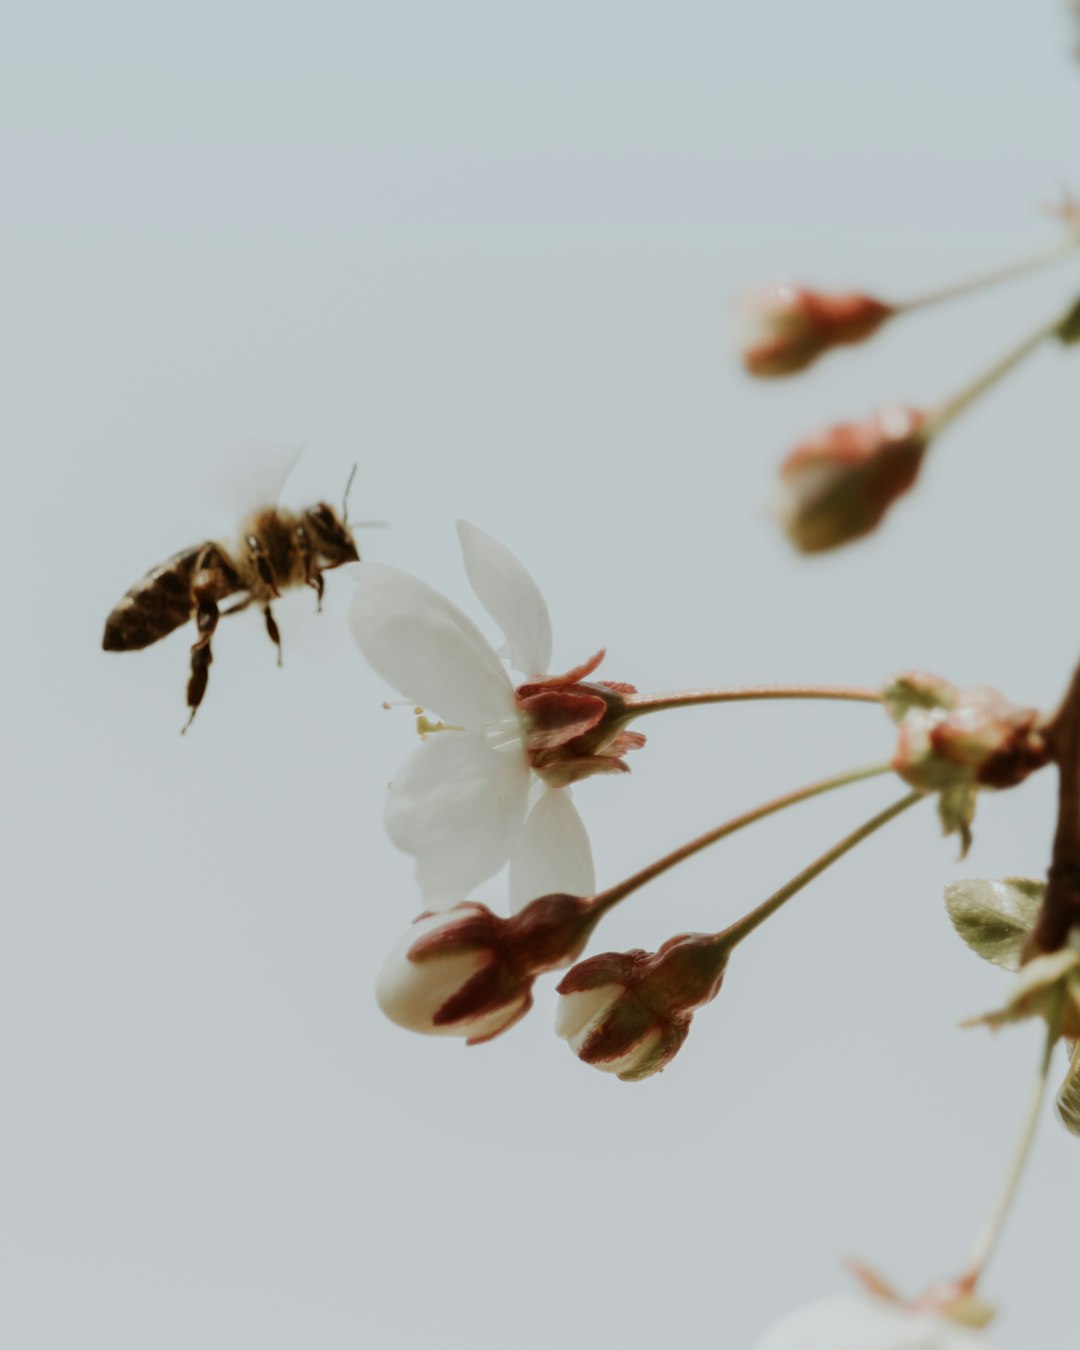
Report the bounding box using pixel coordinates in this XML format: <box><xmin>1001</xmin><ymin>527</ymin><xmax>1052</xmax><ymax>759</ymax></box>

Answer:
<box><xmin>938</xmin><ymin>786</ymin><xmax>977</xmax><ymax>858</ymax></box>
<box><xmin>881</xmin><ymin>672</ymin><xmax>956</xmax><ymax>725</ymax></box>
<box><xmin>1057</xmin><ymin>295</ymin><xmax>1080</xmax><ymax>345</ymax></box>
<box><xmin>944</xmin><ymin>876</ymin><xmax>1044</xmax><ymax>971</ymax></box>
<box><xmin>1057</xmin><ymin>1040</ymin><xmax>1080</xmax><ymax>1136</ymax></box>
<box><xmin>964</xmin><ymin>947</ymin><xmax>1080</xmax><ymax>1029</ymax></box>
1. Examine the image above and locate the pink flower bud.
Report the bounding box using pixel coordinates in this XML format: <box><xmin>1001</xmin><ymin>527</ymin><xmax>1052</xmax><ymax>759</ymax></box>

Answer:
<box><xmin>891</xmin><ymin>683</ymin><xmax>1048</xmax><ymax>792</ymax></box>
<box><xmin>778</xmin><ymin>406</ymin><xmax>928</xmax><ymax>553</ymax></box>
<box><xmin>377</xmin><ymin>894</ymin><xmax>595</xmax><ymax>1045</ymax></box>
<box><xmin>741</xmin><ymin>284</ymin><xmax>893</xmax><ymax>379</ymax></box>
<box><xmin>515</xmin><ymin>650</ymin><xmax>646</xmax><ymax>789</ymax></box>
<box><xmin>555</xmin><ymin>933</ymin><xmax>727</xmax><ymax>1081</ymax></box>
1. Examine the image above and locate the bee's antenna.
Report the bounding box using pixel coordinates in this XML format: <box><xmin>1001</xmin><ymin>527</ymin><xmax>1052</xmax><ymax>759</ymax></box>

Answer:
<box><xmin>342</xmin><ymin>463</ymin><xmax>358</xmax><ymax>520</ymax></box>
<box><xmin>348</xmin><ymin>519</ymin><xmax>389</xmax><ymax>530</ymax></box>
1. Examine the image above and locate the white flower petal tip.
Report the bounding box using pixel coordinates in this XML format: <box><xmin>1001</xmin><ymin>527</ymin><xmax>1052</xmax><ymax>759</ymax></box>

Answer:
<box><xmin>348</xmin><ymin>562</ymin><xmax>515</xmax><ymax>727</ymax></box>
<box><xmin>754</xmin><ymin>1295</ymin><xmax>995</xmax><ymax>1350</ymax></box>
<box><xmin>375</xmin><ymin>912</ymin><xmax>495</xmax><ymax>1038</ymax></box>
<box><xmin>456</xmin><ymin>520</ymin><xmax>553</xmax><ymax>678</ymax></box>
<box><xmin>385</xmin><ymin>732</ymin><xmax>531</xmax><ymax>908</ymax></box>
<box><xmin>352</xmin><ymin>528</ymin><xmax>617</xmax><ymax>908</ymax></box>
<box><xmin>555</xmin><ymin>986</ymin><xmax>668</xmax><ymax>1079</ymax></box>
<box><xmin>508</xmin><ymin>789</ymin><xmax>596</xmax><ymax>912</ymax></box>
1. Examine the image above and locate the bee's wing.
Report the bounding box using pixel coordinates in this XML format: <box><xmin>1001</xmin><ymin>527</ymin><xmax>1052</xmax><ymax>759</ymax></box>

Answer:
<box><xmin>201</xmin><ymin>439</ymin><xmax>308</xmax><ymax>524</ymax></box>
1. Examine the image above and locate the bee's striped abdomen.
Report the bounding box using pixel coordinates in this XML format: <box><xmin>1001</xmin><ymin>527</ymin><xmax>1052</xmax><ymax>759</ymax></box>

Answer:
<box><xmin>102</xmin><ymin>545</ymin><xmax>239</xmax><ymax>652</ymax></box>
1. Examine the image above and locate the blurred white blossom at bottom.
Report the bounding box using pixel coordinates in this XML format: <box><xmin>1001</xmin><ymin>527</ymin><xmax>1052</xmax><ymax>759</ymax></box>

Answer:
<box><xmin>755</xmin><ymin>1295</ymin><xmax>993</xmax><ymax>1350</ymax></box>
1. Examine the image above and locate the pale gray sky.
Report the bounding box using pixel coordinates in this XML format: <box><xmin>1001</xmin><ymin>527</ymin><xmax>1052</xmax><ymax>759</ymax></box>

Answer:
<box><xmin>6</xmin><ymin>3</ymin><xmax>1080</xmax><ymax>1347</ymax></box>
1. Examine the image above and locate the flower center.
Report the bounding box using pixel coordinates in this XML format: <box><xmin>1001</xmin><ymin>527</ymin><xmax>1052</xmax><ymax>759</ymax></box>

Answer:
<box><xmin>513</xmin><ymin>649</ymin><xmax>646</xmax><ymax>788</ymax></box>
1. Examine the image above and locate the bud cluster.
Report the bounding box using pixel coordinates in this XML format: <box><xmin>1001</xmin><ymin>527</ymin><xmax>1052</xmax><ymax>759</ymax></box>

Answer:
<box><xmin>744</xmin><ymin>224</ymin><xmax>1080</xmax><ymax>550</ymax></box>
<box><xmin>885</xmin><ymin>672</ymin><xmax>1048</xmax><ymax>794</ymax></box>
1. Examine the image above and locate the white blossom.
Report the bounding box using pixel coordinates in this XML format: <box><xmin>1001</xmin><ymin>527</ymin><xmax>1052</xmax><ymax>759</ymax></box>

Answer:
<box><xmin>755</xmin><ymin>1295</ymin><xmax>994</xmax><ymax>1350</ymax></box>
<box><xmin>349</xmin><ymin>522</ymin><xmax>600</xmax><ymax>909</ymax></box>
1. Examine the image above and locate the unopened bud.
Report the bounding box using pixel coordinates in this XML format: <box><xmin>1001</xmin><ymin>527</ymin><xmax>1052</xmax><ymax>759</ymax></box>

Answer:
<box><xmin>555</xmin><ymin>933</ymin><xmax>727</xmax><ymax>1081</ymax></box>
<box><xmin>740</xmin><ymin>284</ymin><xmax>893</xmax><ymax>378</ymax></box>
<box><xmin>891</xmin><ymin>682</ymin><xmax>1047</xmax><ymax>793</ymax></box>
<box><xmin>778</xmin><ymin>406</ymin><xmax>928</xmax><ymax>553</ymax></box>
<box><xmin>377</xmin><ymin>894</ymin><xmax>595</xmax><ymax>1045</ymax></box>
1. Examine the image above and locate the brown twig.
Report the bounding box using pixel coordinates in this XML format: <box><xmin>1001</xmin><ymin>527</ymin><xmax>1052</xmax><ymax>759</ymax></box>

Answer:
<box><xmin>1027</xmin><ymin>659</ymin><xmax>1080</xmax><ymax>955</ymax></box>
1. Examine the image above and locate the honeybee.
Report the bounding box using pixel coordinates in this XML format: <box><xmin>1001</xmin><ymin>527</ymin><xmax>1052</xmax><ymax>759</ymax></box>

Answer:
<box><xmin>103</xmin><ymin>445</ymin><xmax>360</xmax><ymax>731</ymax></box>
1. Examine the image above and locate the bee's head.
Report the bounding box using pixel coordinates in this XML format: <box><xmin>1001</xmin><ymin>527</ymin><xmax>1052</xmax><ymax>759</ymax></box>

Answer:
<box><xmin>303</xmin><ymin>502</ymin><xmax>360</xmax><ymax>566</ymax></box>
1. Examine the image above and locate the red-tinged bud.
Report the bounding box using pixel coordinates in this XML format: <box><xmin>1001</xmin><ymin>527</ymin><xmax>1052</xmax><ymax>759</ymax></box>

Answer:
<box><xmin>377</xmin><ymin>894</ymin><xmax>596</xmax><ymax>1045</ymax></box>
<box><xmin>891</xmin><ymin>683</ymin><xmax>1048</xmax><ymax>793</ymax></box>
<box><xmin>515</xmin><ymin>650</ymin><xmax>646</xmax><ymax>789</ymax></box>
<box><xmin>741</xmin><ymin>284</ymin><xmax>893</xmax><ymax>379</ymax></box>
<box><xmin>555</xmin><ymin>933</ymin><xmax>727</xmax><ymax>1081</ymax></box>
<box><xmin>778</xmin><ymin>406</ymin><xmax>928</xmax><ymax>553</ymax></box>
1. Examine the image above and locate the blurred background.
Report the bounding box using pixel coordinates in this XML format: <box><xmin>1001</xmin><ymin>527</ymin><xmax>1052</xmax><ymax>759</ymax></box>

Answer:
<box><xmin>5</xmin><ymin>2</ymin><xmax>1080</xmax><ymax>1345</ymax></box>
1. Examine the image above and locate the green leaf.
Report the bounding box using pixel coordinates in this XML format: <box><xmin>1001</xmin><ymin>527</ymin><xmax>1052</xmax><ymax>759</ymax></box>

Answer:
<box><xmin>1057</xmin><ymin>1040</ymin><xmax>1080</xmax><ymax>1136</ymax></box>
<box><xmin>938</xmin><ymin>786</ymin><xmax>977</xmax><ymax>858</ymax></box>
<box><xmin>944</xmin><ymin>877</ymin><xmax>1044</xmax><ymax>970</ymax></box>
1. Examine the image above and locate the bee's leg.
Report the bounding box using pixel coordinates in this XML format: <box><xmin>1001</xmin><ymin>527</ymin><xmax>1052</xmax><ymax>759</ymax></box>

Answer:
<box><xmin>182</xmin><ymin>600</ymin><xmax>219</xmax><ymax>733</ymax></box>
<box><xmin>296</xmin><ymin>525</ymin><xmax>325</xmax><ymax>612</ymax></box>
<box><xmin>221</xmin><ymin>596</ymin><xmax>253</xmax><ymax>618</ymax></box>
<box><xmin>181</xmin><ymin>545</ymin><xmax>234</xmax><ymax>734</ymax></box>
<box><xmin>263</xmin><ymin>604</ymin><xmax>283</xmax><ymax>667</ymax></box>
<box><xmin>307</xmin><ymin>568</ymin><xmax>325</xmax><ymax>613</ymax></box>
<box><xmin>246</xmin><ymin>534</ymin><xmax>281</xmax><ymax>598</ymax></box>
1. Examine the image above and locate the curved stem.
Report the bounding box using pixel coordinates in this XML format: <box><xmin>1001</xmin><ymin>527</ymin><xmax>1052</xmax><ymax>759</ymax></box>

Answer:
<box><xmin>714</xmin><ymin>790</ymin><xmax>925</xmax><ymax>950</ymax></box>
<box><xmin>623</xmin><ymin>684</ymin><xmax>882</xmax><ymax>719</ymax></box>
<box><xmin>896</xmin><ymin>234</ymin><xmax>1080</xmax><ymax>316</ymax></box>
<box><xmin>590</xmin><ymin>762</ymin><xmax>894</xmax><ymax>916</ymax></box>
<box><xmin>926</xmin><ymin>294</ymin><xmax>1080</xmax><ymax>439</ymax></box>
<box><xmin>960</xmin><ymin>994</ymin><xmax>1064</xmax><ymax>1289</ymax></box>
<box><xmin>927</xmin><ymin>319</ymin><xmax>1058</xmax><ymax>437</ymax></box>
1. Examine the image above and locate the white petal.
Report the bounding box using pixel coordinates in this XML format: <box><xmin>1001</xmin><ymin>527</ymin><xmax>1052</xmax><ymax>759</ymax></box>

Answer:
<box><xmin>755</xmin><ymin>1295</ymin><xmax>993</xmax><ymax>1350</ymax></box>
<box><xmin>508</xmin><ymin>788</ymin><xmax>596</xmax><ymax>911</ymax></box>
<box><xmin>554</xmin><ymin>985</ymin><xmax>622</xmax><ymax>1047</ymax></box>
<box><xmin>376</xmin><ymin>912</ymin><xmax>490</xmax><ymax>1035</ymax></box>
<box><xmin>386</xmin><ymin>731</ymin><xmax>531</xmax><ymax>908</ymax></box>
<box><xmin>456</xmin><ymin>520</ymin><xmax>553</xmax><ymax>678</ymax></box>
<box><xmin>376</xmin><ymin>922</ymin><xmax>528</xmax><ymax>1041</ymax></box>
<box><xmin>349</xmin><ymin>562</ymin><xmax>515</xmax><ymax>727</ymax></box>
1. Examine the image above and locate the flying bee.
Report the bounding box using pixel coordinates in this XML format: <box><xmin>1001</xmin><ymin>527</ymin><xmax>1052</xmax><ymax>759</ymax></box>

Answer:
<box><xmin>103</xmin><ymin>446</ymin><xmax>361</xmax><ymax>731</ymax></box>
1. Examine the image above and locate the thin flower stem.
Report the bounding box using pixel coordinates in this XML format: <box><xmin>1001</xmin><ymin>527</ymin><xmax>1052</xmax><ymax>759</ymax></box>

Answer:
<box><xmin>623</xmin><ymin>684</ymin><xmax>882</xmax><ymax>719</ymax></box>
<box><xmin>895</xmin><ymin>233</ymin><xmax>1080</xmax><ymax>315</ymax></box>
<box><xmin>960</xmin><ymin>994</ymin><xmax>1064</xmax><ymax>1290</ymax></box>
<box><xmin>714</xmin><ymin>790</ymin><xmax>925</xmax><ymax>951</ymax></box>
<box><xmin>590</xmin><ymin>762</ymin><xmax>894</xmax><ymax>915</ymax></box>
<box><xmin>926</xmin><ymin>304</ymin><xmax>1071</xmax><ymax>438</ymax></box>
